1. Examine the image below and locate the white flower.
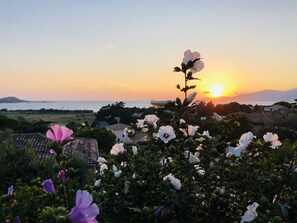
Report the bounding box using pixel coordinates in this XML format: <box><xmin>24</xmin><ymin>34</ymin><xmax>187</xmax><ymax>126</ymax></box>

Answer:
<box><xmin>263</xmin><ymin>132</ymin><xmax>282</xmax><ymax>149</ymax></box>
<box><xmin>136</xmin><ymin>119</ymin><xmax>145</xmax><ymax>128</ymax></box>
<box><xmin>163</xmin><ymin>173</ymin><xmax>181</xmax><ymax>190</ymax></box>
<box><xmin>110</xmin><ymin>143</ymin><xmax>125</xmax><ymax>155</ymax></box>
<box><xmin>181</xmin><ymin>125</ymin><xmax>199</xmax><ymax>137</ymax></box>
<box><xmin>167</xmin><ymin>157</ymin><xmax>173</xmax><ymax>162</ymax></box>
<box><xmin>202</xmin><ymin>130</ymin><xmax>212</xmax><ymax>139</ymax></box>
<box><xmin>171</xmin><ymin>178</ymin><xmax>182</xmax><ymax>190</ymax></box>
<box><xmin>132</xmin><ymin>146</ymin><xmax>138</xmax><ymax>155</ymax></box>
<box><xmin>216</xmin><ymin>186</ymin><xmax>225</xmax><ymax>195</ymax></box>
<box><xmin>132</xmin><ymin>173</ymin><xmax>136</xmax><ymax>179</ymax></box>
<box><xmin>179</xmin><ymin>119</ymin><xmax>186</xmax><ymax>124</ymax></box>
<box><xmin>189</xmin><ymin>152</ymin><xmax>200</xmax><ymax>164</ymax></box>
<box><xmin>114</xmin><ymin>170</ymin><xmax>122</xmax><ymax>178</ymax></box>
<box><xmin>187</xmin><ymin>92</ymin><xmax>197</xmax><ymax>103</ymax></box>
<box><xmin>112</xmin><ymin>164</ymin><xmax>117</xmax><ymax>172</ymax></box>
<box><xmin>112</xmin><ymin>165</ymin><xmax>122</xmax><ymax>178</ymax></box>
<box><xmin>236</xmin><ymin>132</ymin><xmax>255</xmax><ymax>150</ymax></box>
<box><xmin>121</xmin><ymin>161</ymin><xmax>127</xmax><ymax>168</ymax></box>
<box><xmin>136</xmin><ymin>119</ymin><xmax>148</xmax><ymax>132</ymax></box>
<box><xmin>100</xmin><ymin>164</ymin><xmax>108</xmax><ymax>176</ymax></box>
<box><xmin>240</xmin><ymin>202</ymin><xmax>259</xmax><ymax>223</ymax></box>
<box><xmin>97</xmin><ymin>156</ymin><xmax>107</xmax><ymax>165</ymax></box>
<box><xmin>94</xmin><ymin>179</ymin><xmax>101</xmax><ymax>187</ymax></box>
<box><xmin>194</xmin><ymin>165</ymin><xmax>205</xmax><ymax>175</ymax></box>
<box><xmin>144</xmin><ymin>114</ymin><xmax>159</xmax><ymax>127</ymax></box>
<box><xmin>182</xmin><ymin>49</ymin><xmax>204</xmax><ymax>73</ymax></box>
<box><xmin>156</xmin><ymin>125</ymin><xmax>176</xmax><ymax>143</ymax></box>
<box><xmin>188</xmin><ymin>125</ymin><xmax>199</xmax><ymax>136</ymax></box>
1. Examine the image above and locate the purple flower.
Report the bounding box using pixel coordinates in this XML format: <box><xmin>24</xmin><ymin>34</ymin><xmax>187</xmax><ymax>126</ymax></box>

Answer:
<box><xmin>7</xmin><ymin>185</ymin><xmax>13</xmax><ymax>196</ymax></box>
<box><xmin>69</xmin><ymin>190</ymin><xmax>99</xmax><ymax>223</ymax></box>
<box><xmin>154</xmin><ymin>206</ymin><xmax>165</xmax><ymax>217</ymax></box>
<box><xmin>41</xmin><ymin>179</ymin><xmax>55</xmax><ymax>193</ymax></box>
<box><xmin>15</xmin><ymin>216</ymin><xmax>21</xmax><ymax>223</ymax></box>
<box><xmin>59</xmin><ymin>169</ymin><xmax>68</xmax><ymax>184</ymax></box>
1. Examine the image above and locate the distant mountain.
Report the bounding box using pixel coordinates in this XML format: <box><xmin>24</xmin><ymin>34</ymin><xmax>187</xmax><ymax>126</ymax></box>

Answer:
<box><xmin>0</xmin><ymin>96</ymin><xmax>27</xmax><ymax>103</ymax></box>
<box><xmin>201</xmin><ymin>88</ymin><xmax>297</xmax><ymax>104</ymax></box>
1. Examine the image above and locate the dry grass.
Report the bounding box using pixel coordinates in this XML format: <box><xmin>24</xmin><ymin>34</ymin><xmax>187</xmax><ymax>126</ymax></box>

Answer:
<box><xmin>0</xmin><ymin>111</ymin><xmax>96</xmax><ymax>124</ymax></box>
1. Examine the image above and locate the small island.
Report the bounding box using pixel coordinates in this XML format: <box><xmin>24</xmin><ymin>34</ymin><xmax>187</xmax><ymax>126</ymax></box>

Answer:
<box><xmin>0</xmin><ymin>96</ymin><xmax>27</xmax><ymax>103</ymax></box>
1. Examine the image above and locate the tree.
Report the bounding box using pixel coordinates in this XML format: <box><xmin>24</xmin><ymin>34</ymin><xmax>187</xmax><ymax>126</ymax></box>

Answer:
<box><xmin>75</xmin><ymin>127</ymin><xmax>116</xmax><ymax>154</ymax></box>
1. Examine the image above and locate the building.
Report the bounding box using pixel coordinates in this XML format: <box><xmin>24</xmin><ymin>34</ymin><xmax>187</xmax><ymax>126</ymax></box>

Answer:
<box><xmin>263</xmin><ymin>104</ymin><xmax>288</xmax><ymax>112</ymax></box>
<box><xmin>106</xmin><ymin>123</ymin><xmax>149</xmax><ymax>144</ymax></box>
<box><xmin>11</xmin><ymin>133</ymin><xmax>99</xmax><ymax>170</ymax></box>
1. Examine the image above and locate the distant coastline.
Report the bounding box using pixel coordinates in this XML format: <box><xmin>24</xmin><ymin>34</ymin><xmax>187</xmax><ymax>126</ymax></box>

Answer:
<box><xmin>0</xmin><ymin>100</ymin><xmax>152</xmax><ymax>112</ymax></box>
<box><xmin>0</xmin><ymin>96</ymin><xmax>27</xmax><ymax>103</ymax></box>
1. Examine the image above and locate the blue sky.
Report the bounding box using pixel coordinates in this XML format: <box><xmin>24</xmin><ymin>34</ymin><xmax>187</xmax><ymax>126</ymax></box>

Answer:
<box><xmin>0</xmin><ymin>0</ymin><xmax>296</xmax><ymax>100</ymax></box>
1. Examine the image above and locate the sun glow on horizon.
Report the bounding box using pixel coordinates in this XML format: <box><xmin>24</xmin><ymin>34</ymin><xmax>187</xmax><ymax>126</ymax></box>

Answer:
<box><xmin>209</xmin><ymin>84</ymin><xmax>224</xmax><ymax>98</ymax></box>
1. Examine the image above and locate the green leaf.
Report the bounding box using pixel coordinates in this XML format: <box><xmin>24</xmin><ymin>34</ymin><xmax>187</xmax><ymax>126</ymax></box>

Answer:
<box><xmin>173</xmin><ymin>67</ymin><xmax>182</xmax><ymax>72</ymax></box>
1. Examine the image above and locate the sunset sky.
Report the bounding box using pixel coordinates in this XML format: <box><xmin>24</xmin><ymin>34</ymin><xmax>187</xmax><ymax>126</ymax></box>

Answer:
<box><xmin>0</xmin><ymin>0</ymin><xmax>297</xmax><ymax>101</ymax></box>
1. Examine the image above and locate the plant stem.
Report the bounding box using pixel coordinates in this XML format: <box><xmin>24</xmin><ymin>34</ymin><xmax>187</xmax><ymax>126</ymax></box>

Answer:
<box><xmin>184</xmin><ymin>72</ymin><xmax>187</xmax><ymax>99</ymax></box>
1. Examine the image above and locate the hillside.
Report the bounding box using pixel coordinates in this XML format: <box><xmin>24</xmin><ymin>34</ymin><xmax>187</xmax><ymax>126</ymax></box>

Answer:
<box><xmin>0</xmin><ymin>96</ymin><xmax>27</xmax><ymax>103</ymax></box>
<box><xmin>201</xmin><ymin>88</ymin><xmax>297</xmax><ymax>104</ymax></box>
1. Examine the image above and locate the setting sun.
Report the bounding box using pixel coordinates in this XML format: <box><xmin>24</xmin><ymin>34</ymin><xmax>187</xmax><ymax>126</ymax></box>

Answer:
<box><xmin>209</xmin><ymin>84</ymin><xmax>224</xmax><ymax>97</ymax></box>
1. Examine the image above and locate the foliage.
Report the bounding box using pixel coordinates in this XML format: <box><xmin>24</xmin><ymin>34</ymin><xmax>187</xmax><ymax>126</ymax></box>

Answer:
<box><xmin>0</xmin><ymin>114</ymin><xmax>49</xmax><ymax>133</ymax></box>
<box><xmin>75</xmin><ymin>125</ymin><xmax>116</xmax><ymax>155</ymax></box>
<box><xmin>0</xmin><ymin>132</ymin><xmax>38</xmax><ymax>191</ymax></box>
<box><xmin>273</xmin><ymin>101</ymin><xmax>292</xmax><ymax>108</ymax></box>
<box><xmin>95</xmin><ymin>101</ymin><xmax>148</xmax><ymax>125</ymax></box>
<box><xmin>215</xmin><ymin>102</ymin><xmax>253</xmax><ymax>116</ymax></box>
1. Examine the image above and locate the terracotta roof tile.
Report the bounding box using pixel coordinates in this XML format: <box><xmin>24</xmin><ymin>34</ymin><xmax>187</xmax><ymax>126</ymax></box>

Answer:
<box><xmin>11</xmin><ymin>133</ymin><xmax>99</xmax><ymax>165</ymax></box>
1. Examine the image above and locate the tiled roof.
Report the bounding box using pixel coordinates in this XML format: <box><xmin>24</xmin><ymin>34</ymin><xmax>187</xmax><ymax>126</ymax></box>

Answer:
<box><xmin>11</xmin><ymin>133</ymin><xmax>99</xmax><ymax>165</ymax></box>
<box><xmin>106</xmin><ymin>123</ymin><xmax>129</xmax><ymax>131</ymax></box>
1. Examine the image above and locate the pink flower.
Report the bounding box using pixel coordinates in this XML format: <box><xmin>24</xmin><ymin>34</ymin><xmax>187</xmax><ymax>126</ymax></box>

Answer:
<box><xmin>49</xmin><ymin>149</ymin><xmax>57</xmax><ymax>155</ymax></box>
<box><xmin>46</xmin><ymin>124</ymin><xmax>73</xmax><ymax>143</ymax></box>
<box><xmin>69</xmin><ymin>190</ymin><xmax>99</xmax><ymax>223</ymax></box>
<box><xmin>182</xmin><ymin>50</ymin><xmax>204</xmax><ymax>73</ymax></box>
<box><xmin>59</xmin><ymin>169</ymin><xmax>68</xmax><ymax>184</ymax></box>
<box><xmin>263</xmin><ymin>132</ymin><xmax>282</xmax><ymax>149</ymax></box>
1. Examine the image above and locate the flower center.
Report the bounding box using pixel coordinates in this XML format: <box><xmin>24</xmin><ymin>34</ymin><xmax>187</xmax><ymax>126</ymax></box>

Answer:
<box><xmin>163</xmin><ymin>133</ymin><xmax>170</xmax><ymax>139</ymax></box>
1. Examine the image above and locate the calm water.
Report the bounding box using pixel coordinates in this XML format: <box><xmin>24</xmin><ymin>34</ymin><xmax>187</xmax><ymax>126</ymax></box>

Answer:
<box><xmin>0</xmin><ymin>100</ymin><xmax>275</xmax><ymax>112</ymax></box>
<box><xmin>0</xmin><ymin>100</ymin><xmax>152</xmax><ymax>112</ymax></box>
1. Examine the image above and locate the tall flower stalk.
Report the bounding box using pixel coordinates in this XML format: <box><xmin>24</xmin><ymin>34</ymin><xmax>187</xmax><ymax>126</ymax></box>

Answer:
<box><xmin>174</xmin><ymin>49</ymin><xmax>204</xmax><ymax>99</ymax></box>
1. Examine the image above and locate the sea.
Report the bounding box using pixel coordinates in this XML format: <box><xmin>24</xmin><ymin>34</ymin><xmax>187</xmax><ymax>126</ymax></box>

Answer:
<box><xmin>0</xmin><ymin>100</ymin><xmax>276</xmax><ymax>112</ymax></box>
<box><xmin>0</xmin><ymin>100</ymin><xmax>152</xmax><ymax>112</ymax></box>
